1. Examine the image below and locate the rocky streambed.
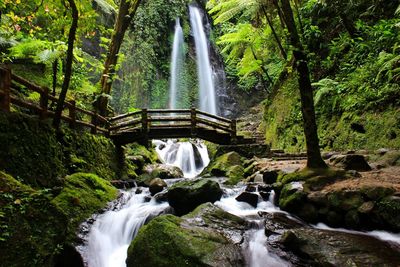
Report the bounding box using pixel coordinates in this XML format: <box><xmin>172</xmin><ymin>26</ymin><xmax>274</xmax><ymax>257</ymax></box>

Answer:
<box><xmin>78</xmin><ymin>176</ymin><xmax>400</xmax><ymax>267</ymax></box>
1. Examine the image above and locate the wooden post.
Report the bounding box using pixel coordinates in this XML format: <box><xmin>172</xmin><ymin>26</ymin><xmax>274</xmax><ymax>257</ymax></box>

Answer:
<box><xmin>0</xmin><ymin>68</ymin><xmax>11</xmax><ymax>112</ymax></box>
<box><xmin>91</xmin><ymin>112</ymin><xmax>98</xmax><ymax>134</ymax></box>
<box><xmin>142</xmin><ymin>108</ymin><xmax>149</xmax><ymax>146</ymax></box>
<box><xmin>68</xmin><ymin>100</ymin><xmax>76</xmax><ymax>129</ymax></box>
<box><xmin>39</xmin><ymin>87</ymin><xmax>49</xmax><ymax>119</ymax></box>
<box><xmin>231</xmin><ymin>119</ymin><xmax>237</xmax><ymax>144</ymax></box>
<box><xmin>191</xmin><ymin>107</ymin><xmax>197</xmax><ymax>137</ymax></box>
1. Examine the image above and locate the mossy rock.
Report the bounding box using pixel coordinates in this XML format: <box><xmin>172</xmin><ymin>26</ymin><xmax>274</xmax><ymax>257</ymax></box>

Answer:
<box><xmin>278</xmin><ymin>167</ymin><xmax>347</xmax><ymax>189</ymax></box>
<box><xmin>224</xmin><ymin>165</ymin><xmax>245</xmax><ymax>185</ymax></box>
<box><xmin>168</xmin><ymin>179</ymin><xmax>223</xmax><ymax>216</ymax></box>
<box><xmin>125</xmin><ymin>143</ymin><xmax>159</xmax><ymax>164</ymax></box>
<box><xmin>375</xmin><ymin>196</ymin><xmax>400</xmax><ymax>231</ymax></box>
<box><xmin>278</xmin><ymin>182</ymin><xmax>307</xmax><ymax>212</ymax></box>
<box><xmin>0</xmin><ymin>171</ymin><xmax>68</xmax><ymax>267</ymax></box>
<box><xmin>205</xmin><ymin>152</ymin><xmax>243</xmax><ymax>177</ymax></box>
<box><xmin>127</xmin><ymin>204</ymin><xmax>245</xmax><ymax>267</ymax></box>
<box><xmin>51</xmin><ymin>172</ymin><xmax>118</xmax><ymax>240</ymax></box>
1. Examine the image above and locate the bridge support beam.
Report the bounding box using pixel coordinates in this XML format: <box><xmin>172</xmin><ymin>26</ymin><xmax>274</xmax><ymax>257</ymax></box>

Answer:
<box><xmin>191</xmin><ymin>107</ymin><xmax>197</xmax><ymax>137</ymax></box>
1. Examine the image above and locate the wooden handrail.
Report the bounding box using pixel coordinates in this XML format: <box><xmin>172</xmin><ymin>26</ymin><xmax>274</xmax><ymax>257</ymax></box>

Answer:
<box><xmin>2</xmin><ymin>68</ymin><xmax>240</xmax><ymax>142</ymax></box>
<box><xmin>1</xmin><ymin>67</ymin><xmax>109</xmax><ymax>135</ymax></box>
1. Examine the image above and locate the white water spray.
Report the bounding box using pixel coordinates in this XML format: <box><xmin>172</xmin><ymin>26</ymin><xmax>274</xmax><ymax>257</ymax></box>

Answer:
<box><xmin>189</xmin><ymin>6</ymin><xmax>217</xmax><ymax>115</ymax></box>
<box><xmin>82</xmin><ymin>190</ymin><xmax>169</xmax><ymax>267</ymax></box>
<box><xmin>169</xmin><ymin>18</ymin><xmax>185</xmax><ymax>109</ymax></box>
<box><xmin>153</xmin><ymin>139</ymin><xmax>210</xmax><ymax>178</ymax></box>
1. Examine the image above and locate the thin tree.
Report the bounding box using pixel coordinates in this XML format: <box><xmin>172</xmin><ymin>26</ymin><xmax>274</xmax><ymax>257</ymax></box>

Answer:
<box><xmin>279</xmin><ymin>0</ymin><xmax>327</xmax><ymax>169</ymax></box>
<box><xmin>53</xmin><ymin>0</ymin><xmax>78</xmax><ymax>129</ymax></box>
<box><xmin>96</xmin><ymin>0</ymin><xmax>141</xmax><ymax>117</ymax></box>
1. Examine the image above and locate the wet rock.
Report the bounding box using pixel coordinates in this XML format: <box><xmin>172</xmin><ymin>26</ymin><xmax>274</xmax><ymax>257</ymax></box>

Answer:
<box><xmin>153</xmin><ymin>190</ymin><xmax>168</xmax><ymax>203</ymax></box>
<box><xmin>149</xmin><ymin>178</ymin><xmax>167</xmax><ymax>196</ymax></box>
<box><xmin>167</xmin><ymin>179</ymin><xmax>223</xmax><ymax>216</ymax></box>
<box><xmin>262</xmin><ymin>170</ymin><xmax>278</xmax><ymax>184</ymax></box>
<box><xmin>258</xmin><ymin>184</ymin><xmax>273</xmax><ymax>200</ymax></box>
<box><xmin>224</xmin><ymin>165</ymin><xmax>245</xmax><ymax>185</ymax></box>
<box><xmin>376</xmin><ymin>148</ymin><xmax>389</xmax><ymax>155</ymax></box>
<box><xmin>358</xmin><ymin>201</ymin><xmax>375</xmax><ymax>214</ymax></box>
<box><xmin>54</xmin><ymin>244</ymin><xmax>84</xmax><ymax>267</ymax></box>
<box><xmin>261</xmin><ymin>212</ymin><xmax>306</xmax><ymax>236</ymax></box>
<box><xmin>376</xmin><ymin>196</ymin><xmax>400</xmax><ymax>231</ymax></box>
<box><xmin>144</xmin><ymin>164</ymin><xmax>184</xmax><ymax>179</ymax></box>
<box><xmin>329</xmin><ymin>154</ymin><xmax>372</xmax><ymax>171</ymax></box>
<box><xmin>111</xmin><ymin>179</ymin><xmax>136</xmax><ymax>189</ymax></box>
<box><xmin>206</xmin><ymin>152</ymin><xmax>242</xmax><ymax>177</ymax></box>
<box><xmin>235</xmin><ymin>192</ymin><xmax>259</xmax><ymax>207</ymax></box>
<box><xmin>280</xmin><ymin>228</ymin><xmax>400</xmax><ymax>266</ymax></box>
<box><xmin>126</xmin><ymin>203</ymin><xmax>247</xmax><ymax>267</ymax></box>
<box><xmin>245</xmin><ymin>184</ymin><xmax>257</xmax><ymax>192</ymax></box>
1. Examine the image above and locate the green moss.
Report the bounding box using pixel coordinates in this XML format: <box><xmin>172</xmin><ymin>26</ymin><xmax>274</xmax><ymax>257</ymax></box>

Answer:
<box><xmin>51</xmin><ymin>173</ymin><xmax>117</xmax><ymax>240</ymax></box>
<box><xmin>278</xmin><ymin>167</ymin><xmax>346</xmax><ymax>186</ymax></box>
<box><xmin>0</xmin><ymin>112</ymin><xmax>65</xmax><ymax>188</ymax></box>
<box><xmin>0</xmin><ymin>171</ymin><xmax>67</xmax><ymax>267</ymax></box>
<box><xmin>205</xmin><ymin>152</ymin><xmax>243</xmax><ymax>177</ymax></box>
<box><xmin>278</xmin><ymin>183</ymin><xmax>307</xmax><ymax>211</ymax></box>
<box><xmin>224</xmin><ymin>165</ymin><xmax>245</xmax><ymax>185</ymax></box>
<box><xmin>127</xmin><ymin>214</ymin><xmax>226</xmax><ymax>267</ymax></box>
<box><xmin>126</xmin><ymin>143</ymin><xmax>158</xmax><ymax>164</ymax></box>
<box><xmin>376</xmin><ymin>196</ymin><xmax>400</xmax><ymax>231</ymax></box>
<box><xmin>62</xmin><ymin>129</ymin><xmax>120</xmax><ymax>180</ymax></box>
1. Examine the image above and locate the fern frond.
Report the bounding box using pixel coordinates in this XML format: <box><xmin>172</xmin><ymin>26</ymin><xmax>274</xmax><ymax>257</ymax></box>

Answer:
<box><xmin>93</xmin><ymin>0</ymin><xmax>117</xmax><ymax>14</ymax></box>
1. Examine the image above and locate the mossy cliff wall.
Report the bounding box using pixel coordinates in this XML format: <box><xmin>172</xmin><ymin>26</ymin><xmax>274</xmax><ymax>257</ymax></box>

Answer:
<box><xmin>0</xmin><ymin>112</ymin><xmax>121</xmax><ymax>188</ymax></box>
<box><xmin>263</xmin><ymin>74</ymin><xmax>400</xmax><ymax>152</ymax></box>
<box><xmin>0</xmin><ymin>112</ymin><xmax>126</xmax><ymax>267</ymax></box>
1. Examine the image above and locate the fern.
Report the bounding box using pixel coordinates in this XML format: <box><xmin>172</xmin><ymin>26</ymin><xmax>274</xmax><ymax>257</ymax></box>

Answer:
<box><xmin>93</xmin><ymin>0</ymin><xmax>117</xmax><ymax>14</ymax></box>
<box><xmin>312</xmin><ymin>78</ymin><xmax>339</xmax><ymax>106</ymax></box>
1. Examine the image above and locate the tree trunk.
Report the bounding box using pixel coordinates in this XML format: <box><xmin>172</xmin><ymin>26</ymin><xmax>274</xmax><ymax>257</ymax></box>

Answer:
<box><xmin>279</xmin><ymin>0</ymin><xmax>327</xmax><ymax>169</ymax></box>
<box><xmin>261</xmin><ymin>6</ymin><xmax>287</xmax><ymax>60</ymax></box>
<box><xmin>339</xmin><ymin>14</ymin><xmax>359</xmax><ymax>39</ymax></box>
<box><xmin>52</xmin><ymin>59</ymin><xmax>58</xmax><ymax>96</ymax></box>
<box><xmin>53</xmin><ymin>0</ymin><xmax>78</xmax><ymax>129</ymax></box>
<box><xmin>96</xmin><ymin>0</ymin><xmax>141</xmax><ymax>117</ymax></box>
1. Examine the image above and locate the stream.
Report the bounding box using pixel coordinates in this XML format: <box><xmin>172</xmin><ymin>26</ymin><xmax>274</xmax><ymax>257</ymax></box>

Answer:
<box><xmin>78</xmin><ymin>140</ymin><xmax>400</xmax><ymax>267</ymax></box>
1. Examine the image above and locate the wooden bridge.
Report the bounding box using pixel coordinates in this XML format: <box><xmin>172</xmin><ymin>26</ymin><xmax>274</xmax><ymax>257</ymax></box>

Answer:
<box><xmin>109</xmin><ymin>109</ymin><xmax>255</xmax><ymax>145</ymax></box>
<box><xmin>0</xmin><ymin>67</ymin><xmax>256</xmax><ymax>145</ymax></box>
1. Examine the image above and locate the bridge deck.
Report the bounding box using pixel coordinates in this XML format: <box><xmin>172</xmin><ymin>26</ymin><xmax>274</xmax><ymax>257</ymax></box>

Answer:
<box><xmin>109</xmin><ymin>109</ymin><xmax>256</xmax><ymax>145</ymax></box>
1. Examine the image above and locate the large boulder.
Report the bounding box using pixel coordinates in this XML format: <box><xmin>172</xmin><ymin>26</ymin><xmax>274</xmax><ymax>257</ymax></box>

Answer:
<box><xmin>137</xmin><ymin>164</ymin><xmax>184</xmax><ymax>186</ymax></box>
<box><xmin>235</xmin><ymin>192</ymin><xmax>259</xmax><ymax>207</ymax></box>
<box><xmin>149</xmin><ymin>178</ymin><xmax>167</xmax><ymax>196</ymax></box>
<box><xmin>329</xmin><ymin>154</ymin><xmax>372</xmax><ymax>171</ymax></box>
<box><xmin>167</xmin><ymin>179</ymin><xmax>223</xmax><ymax>216</ymax></box>
<box><xmin>280</xmin><ymin>228</ymin><xmax>400</xmax><ymax>266</ymax></box>
<box><xmin>144</xmin><ymin>164</ymin><xmax>184</xmax><ymax>179</ymax></box>
<box><xmin>206</xmin><ymin>152</ymin><xmax>242</xmax><ymax>177</ymax></box>
<box><xmin>126</xmin><ymin>203</ymin><xmax>247</xmax><ymax>267</ymax></box>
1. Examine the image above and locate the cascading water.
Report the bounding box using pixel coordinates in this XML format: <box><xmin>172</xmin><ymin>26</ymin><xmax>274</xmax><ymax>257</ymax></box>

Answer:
<box><xmin>81</xmin><ymin>189</ymin><xmax>170</xmax><ymax>267</ymax></box>
<box><xmin>169</xmin><ymin>18</ymin><xmax>185</xmax><ymax>109</ymax></box>
<box><xmin>153</xmin><ymin>139</ymin><xmax>210</xmax><ymax>178</ymax></box>
<box><xmin>189</xmin><ymin>5</ymin><xmax>217</xmax><ymax>115</ymax></box>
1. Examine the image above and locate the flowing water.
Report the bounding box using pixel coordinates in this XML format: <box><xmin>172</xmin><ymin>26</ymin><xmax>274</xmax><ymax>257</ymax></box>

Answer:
<box><xmin>189</xmin><ymin>5</ymin><xmax>217</xmax><ymax>115</ymax></box>
<box><xmin>153</xmin><ymin>139</ymin><xmax>210</xmax><ymax>178</ymax></box>
<box><xmin>169</xmin><ymin>18</ymin><xmax>185</xmax><ymax>109</ymax></box>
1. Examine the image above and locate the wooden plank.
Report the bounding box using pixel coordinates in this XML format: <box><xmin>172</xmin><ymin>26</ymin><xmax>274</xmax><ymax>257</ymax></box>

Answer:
<box><xmin>10</xmin><ymin>96</ymin><xmax>42</xmax><ymax>112</ymax></box>
<box><xmin>196</xmin><ymin>110</ymin><xmax>232</xmax><ymax>124</ymax></box>
<box><xmin>196</xmin><ymin>117</ymin><xmax>232</xmax><ymax>133</ymax></box>
<box><xmin>109</xmin><ymin>110</ymin><xmax>142</xmax><ymax>122</ymax></box>
<box><xmin>150</xmin><ymin>124</ymin><xmax>191</xmax><ymax>128</ymax></box>
<box><xmin>148</xmin><ymin>117</ymin><xmax>191</xmax><ymax>122</ymax></box>
<box><xmin>11</xmin><ymin>73</ymin><xmax>44</xmax><ymax>94</ymax></box>
<box><xmin>148</xmin><ymin>109</ymin><xmax>190</xmax><ymax>114</ymax></box>
<box><xmin>109</xmin><ymin>118</ymin><xmax>141</xmax><ymax>131</ymax></box>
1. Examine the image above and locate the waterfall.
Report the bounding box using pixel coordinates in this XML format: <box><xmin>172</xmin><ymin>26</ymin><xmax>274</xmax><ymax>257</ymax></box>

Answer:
<box><xmin>169</xmin><ymin>18</ymin><xmax>185</xmax><ymax>109</ymax></box>
<box><xmin>153</xmin><ymin>139</ymin><xmax>210</xmax><ymax>178</ymax></box>
<box><xmin>82</xmin><ymin>190</ymin><xmax>169</xmax><ymax>267</ymax></box>
<box><xmin>189</xmin><ymin>6</ymin><xmax>217</xmax><ymax>115</ymax></box>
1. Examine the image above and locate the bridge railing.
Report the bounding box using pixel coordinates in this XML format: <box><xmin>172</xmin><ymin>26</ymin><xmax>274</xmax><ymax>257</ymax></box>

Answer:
<box><xmin>0</xmin><ymin>67</ymin><xmax>108</xmax><ymax>134</ymax></box>
<box><xmin>109</xmin><ymin>108</ymin><xmax>237</xmax><ymax>139</ymax></box>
